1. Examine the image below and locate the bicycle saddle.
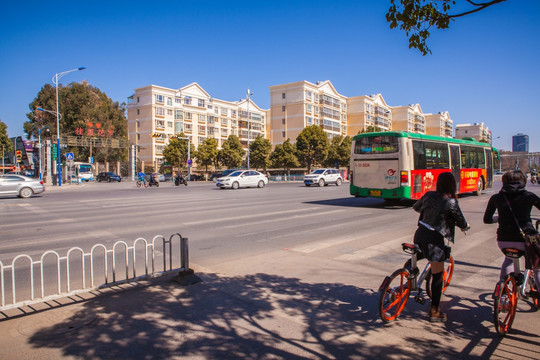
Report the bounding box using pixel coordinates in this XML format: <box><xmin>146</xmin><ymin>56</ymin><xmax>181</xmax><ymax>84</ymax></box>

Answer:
<box><xmin>402</xmin><ymin>243</ymin><xmax>422</xmax><ymax>255</ymax></box>
<box><xmin>502</xmin><ymin>247</ymin><xmax>525</xmax><ymax>258</ymax></box>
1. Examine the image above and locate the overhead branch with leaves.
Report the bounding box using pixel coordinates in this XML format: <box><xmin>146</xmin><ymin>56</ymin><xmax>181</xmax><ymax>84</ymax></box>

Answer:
<box><xmin>386</xmin><ymin>0</ymin><xmax>507</xmax><ymax>55</ymax></box>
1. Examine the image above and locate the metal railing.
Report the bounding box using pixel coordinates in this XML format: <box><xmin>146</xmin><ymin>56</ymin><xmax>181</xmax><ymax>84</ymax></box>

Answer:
<box><xmin>0</xmin><ymin>233</ymin><xmax>189</xmax><ymax>311</ymax></box>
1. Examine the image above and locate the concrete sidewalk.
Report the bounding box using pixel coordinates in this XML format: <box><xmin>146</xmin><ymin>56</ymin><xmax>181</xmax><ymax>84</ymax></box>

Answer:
<box><xmin>0</xmin><ymin>249</ymin><xmax>538</xmax><ymax>359</ymax></box>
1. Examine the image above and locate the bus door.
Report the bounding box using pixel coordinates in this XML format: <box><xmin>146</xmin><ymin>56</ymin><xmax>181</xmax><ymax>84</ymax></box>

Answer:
<box><xmin>485</xmin><ymin>148</ymin><xmax>493</xmax><ymax>188</ymax></box>
<box><xmin>450</xmin><ymin>145</ymin><xmax>461</xmax><ymax>191</ymax></box>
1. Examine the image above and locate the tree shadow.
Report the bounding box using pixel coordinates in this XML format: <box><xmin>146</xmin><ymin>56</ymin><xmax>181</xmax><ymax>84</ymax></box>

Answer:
<box><xmin>24</xmin><ymin>272</ymin><xmax>531</xmax><ymax>359</ymax></box>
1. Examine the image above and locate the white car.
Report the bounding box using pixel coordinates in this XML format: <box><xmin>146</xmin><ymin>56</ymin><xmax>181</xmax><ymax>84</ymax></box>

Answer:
<box><xmin>304</xmin><ymin>168</ymin><xmax>343</xmax><ymax>187</ymax></box>
<box><xmin>216</xmin><ymin>170</ymin><xmax>268</xmax><ymax>189</ymax></box>
<box><xmin>0</xmin><ymin>174</ymin><xmax>45</xmax><ymax>198</ymax></box>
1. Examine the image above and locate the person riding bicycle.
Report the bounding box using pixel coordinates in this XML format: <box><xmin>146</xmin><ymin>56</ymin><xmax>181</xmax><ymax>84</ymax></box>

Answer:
<box><xmin>138</xmin><ymin>171</ymin><xmax>147</xmax><ymax>184</ymax></box>
<box><xmin>483</xmin><ymin>170</ymin><xmax>540</xmax><ymax>294</ymax></box>
<box><xmin>413</xmin><ymin>172</ymin><xmax>469</xmax><ymax>322</ymax></box>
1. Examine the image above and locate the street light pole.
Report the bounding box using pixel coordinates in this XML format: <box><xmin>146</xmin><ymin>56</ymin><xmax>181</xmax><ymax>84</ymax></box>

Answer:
<box><xmin>38</xmin><ymin>126</ymin><xmax>50</xmax><ymax>180</ymax></box>
<box><xmin>52</xmin><ymin>67</ymin><xmax>86</xmax><ymax>186</ymax></box>
<box><xmin>246</xmin><ymin>89</ymin><xmax>253</xmax><ymax>169</ymax></box>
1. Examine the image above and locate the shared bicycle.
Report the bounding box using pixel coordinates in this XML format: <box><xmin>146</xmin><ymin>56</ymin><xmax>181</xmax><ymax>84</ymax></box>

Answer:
<box><xmin>136</xmin><ymin>178</ymin><xmax>148</xmax><ymax>188</ymax></box>
<box><xmin>492</xmin><ymin>247</ymin><xmax>539</xmax><ymax>335</ymax></box>
<box><xmin>378</xmin><ymin>241</ymin><xmax>454</xmax><ymax>322</ymax></box>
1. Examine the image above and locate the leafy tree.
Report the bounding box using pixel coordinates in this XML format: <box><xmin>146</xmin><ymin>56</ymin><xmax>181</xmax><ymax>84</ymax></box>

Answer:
<box><xmin>296</xmin><ymin>125</ymin><xmax>329</xmax><ymax>173</ymax></box>
<box><xmin>25</xmin><ymin>81</ymin><xmax>128</xmax><ymax>162</ymax></box>
<box><xmin>195</xmin><ymin>137</ymin><xmax>218</xmax><ymax>177</ymax></box>
<box><xmin>324</xmin><ymin>135</ymin><xmax>352</xmax><ymax>168</ymax></box>
<box><xmin>249</xmin><ymin>135</ymin><xmax>272</xmax><ymax>171</ymax></box>
<box><xmin>219</xmin><ymin>135</ymin><xmax>245</xmax><ymax>169</ymax></box>
<box><xmin>387</xmin><ymin>0</ymin><xmax>507</xmax><ymax>55</ymax></box>
<box><xmin>359</xmin><ymin>125</ymin><xmax>384</xmax><ymax>134</ymax></box>
<box><xmin>163</xmin><ymin>133</ymin><xmax>195</xmax><ymax>171</ymax></box>
<box><xmin>0</xmin><ymin>119</ymin><xmax>14</xmax><ymax>154</ymax></box>
<box><xmin>270</xmin><ymin>138</ymin><xmax>300</xmax><ymax>177</ymax></box>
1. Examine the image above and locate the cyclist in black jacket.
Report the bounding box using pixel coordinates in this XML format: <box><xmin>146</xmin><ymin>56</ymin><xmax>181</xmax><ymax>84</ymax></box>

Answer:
<box><xmin>483</xmin><ymin>170</ymin><xmax>540</xmax><ymax>291</ymax></box>
<box><xmin>413</xmin><ymin>172</ymin><xmax>469</xmax><ymax>322</ymax></box>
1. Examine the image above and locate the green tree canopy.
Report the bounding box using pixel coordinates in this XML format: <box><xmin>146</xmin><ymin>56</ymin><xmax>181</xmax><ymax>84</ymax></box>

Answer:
<box><xmin>296</xmin><ymin>125</ymin><xmax>329</xmax><ymax>173</ymax></box>
<box><xmin>195</xmin><ymin>137</ymin><xmax>219</xmax><ymax>176</ymax></box>
<box><xmin>324</xmin><ymin>135</ymin><xmax>351</xmax><ymax>168</ymax></box>
<box><xmin>25</xmin><ymin>81</ymin><xmax>128</xmax><ymax>162</ymax></box>
<box><xmin>359</xmin><ymin>125</ymin><xmax>384</xmax><ymax>134</ymax></box>
<box><xmin>387</xmin><ymin>0</ymin><xmax>507</xmax><ymax>55</ymax></box>
<box><xmin>269</xmin><ymin>138</ymin><xmax>300</xmax><ymax>176</ymax></box>
<box><xmin>249</xmin><ymin>135</ymin><xmax>272</xmax><ymax>171</ymax></box>
<box><xmin>219</xmin><ymin>135</ymin><xmax>245</xmax><ymax>169</ymax></box>
<box><xmin>163</xmin><ymin>133</ymin><xmax>195</xmax><ymax>171</ymax></box>
<box><xmin>0</xmin><ymin>119</ymin><xmax>14</xmax><ymax>153</ymax></box>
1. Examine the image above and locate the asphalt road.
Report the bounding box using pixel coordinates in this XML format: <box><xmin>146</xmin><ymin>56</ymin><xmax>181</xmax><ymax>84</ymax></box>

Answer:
<box><xmin>1</xmin><ymin>179</ymin><xmax>540</xmax><ymax>358</ymax></box>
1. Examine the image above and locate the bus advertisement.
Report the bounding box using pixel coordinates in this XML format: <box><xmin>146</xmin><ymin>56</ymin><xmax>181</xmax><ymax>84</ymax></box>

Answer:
<box><xmin>350</xmin><ymin>131</ymin><xmax>498</xmax><ymax>201</ymax></box>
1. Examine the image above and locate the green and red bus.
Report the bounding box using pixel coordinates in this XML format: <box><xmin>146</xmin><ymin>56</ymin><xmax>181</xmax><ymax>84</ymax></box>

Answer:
<box><xmin>350</xmin><ymin>131</ymin><xmax>498</xmax><ymax>201</ymax></box>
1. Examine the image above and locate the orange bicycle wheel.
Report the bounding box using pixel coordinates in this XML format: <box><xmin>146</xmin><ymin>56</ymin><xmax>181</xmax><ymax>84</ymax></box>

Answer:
<box><xmin>378</xmin><ymin>268</ymin><xmax>411</xmax><ymax>322</ymax></box>
<box><xmin>528</xmin><ymin>272</ymin><xmax>539</xmax><ymax>310</ymax></box>
<box><xmin>426</xmin><ymin>256</ymin><xmax>454</xmax><ymax>298</ymax></box>
<box><xmin>493</xmin><ymin>275</ymin><xmax>518</xmax><ymax>336</ymax></box>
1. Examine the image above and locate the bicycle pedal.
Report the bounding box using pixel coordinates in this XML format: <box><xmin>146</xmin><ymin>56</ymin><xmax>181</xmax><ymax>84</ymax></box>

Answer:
<box><xmin>527</xmin><ymin>290</ymin><xmax>540</xmax><ymax>299</ymax></box>
<box><xmin>414</xmin><ymin>295</ymin><xmax>425</xmax><ymax>304</ymax></box>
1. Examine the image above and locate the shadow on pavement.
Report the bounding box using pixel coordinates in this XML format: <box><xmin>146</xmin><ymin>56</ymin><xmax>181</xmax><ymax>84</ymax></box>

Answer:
<box><xmin>22</xmin><ymin>272</ymin><xmax>516</xmax><ymax>359</ymax></box>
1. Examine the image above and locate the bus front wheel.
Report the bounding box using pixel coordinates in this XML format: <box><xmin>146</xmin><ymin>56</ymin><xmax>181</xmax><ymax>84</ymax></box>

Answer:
<box><xmin>474</xmin><ymin>177</ymin><xmax>484</xmax><ymax>196</ymax></box>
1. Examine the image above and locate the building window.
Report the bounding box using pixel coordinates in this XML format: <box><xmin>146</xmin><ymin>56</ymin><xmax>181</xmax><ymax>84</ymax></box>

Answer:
<box><xmin>167</xmin><ymin>109</ymin><xmax>173</xmax><ymax>116</ymax></box>
<box><xmin>198</xmin><ymin>99</ymin><xmax>205</xmax><ymax>107</ymax></box>
<box><xmin>137</xmin><ymin>134</ymin><xmax>140</xmax><ymax>140</ymax></box>
<box><xmin>167</xmin><ymin>122</ymin><xmax>173</xmax><ymax>128</ymax></box>
<box><xmin>155</xmin><ymin>120</ymin><xmax>165</xmax><ymax>129</ymax></box>
<box><xmin>136</xmin><ymin>97</ymin><xmax>140</xmax><ymax>103</ymax></box>
<box><xmin>175</xmin><ymin>98</ymin><xmax>182</xmax><ymax>104</ymax></box>
<box><xmin>231</xmin><ymin>110</ymin><xmax>237</xmax><ymax>117</ymax></box>
<box><xmin>167</xmin><ymin>97</ymin><xmax>172</xmax><ymax>106</ymax></box>
<box><xmin>175</xmin><ymin>110</ymin><xmax>183</xmax><ymax>120</ymax></box>
<box><xmin>155</xmin><ymin>107</ymin><xmax>164</xmax><ymax>116</ymax></box>
<box><xmin>136</xmin><ymin>121</ymin><xmax>140</xmax><ymax>128</ymax></box>
<box><xmin>282</xmin><ymin>93</ymin><xmax>286</xmax><ymax>99</ymax></box>
<box><xmin>282</xmin><ymin>118</ymin><xmax>286</xmax><ymax>125</ymax></box>
<box><xmin>137</xmin><ymin>109</ymin><xmax>140</xmax><ymax>115</ymax></box>
<box><xmin>198</xmin><ymin>125</ymin><xmax>206</xmax><ymax>133</ymax></box>
<box><xmin>282</xmin><ymin>131</ymin><xmax>286</xmax><ymax>137</ymax></box>
<box><xmin>156</xmin><ymin>94</ymin><xmax>164</xmax><ymax>103</ymax></box>
<box><xmin>185</xmin><ymin>112</ymin><xmax>193</xmax><ymax>120</ymax></box>
<box><xmin>198</xmin><ymin>114</ymin><xmax>206</xmax><ymax>122</ymax></box>
<box><xmin>221</xmin><ymin>108</ymin><xmax>228</xmax><ymax>116</ymax></box>
<box><xmin>198</xmin><ymin>136</ymin><xmax>206</xmax><ymax>144</ymax></box>
<box><xmin>185</xmin><ymin>123</ymin><xmax>192</xmax><ymax>132</ymax></box>
<box><xmin>282</xmin><ymin>106</ymin><xmax>285</xmax><ymax>112</ymax></box>
<box><xmin>184</xmin><ymin>97</ymin><xmax>192</xmax><ymax>105</ymax></box>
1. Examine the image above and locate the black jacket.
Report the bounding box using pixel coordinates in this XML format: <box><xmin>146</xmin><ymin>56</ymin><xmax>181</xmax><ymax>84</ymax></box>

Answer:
<box><xmin>483</xmin><ymin>182</ymin><xmax>540</xmax><ymax>242</ymax></box>
<box><xmin>413</xmin><ymin>191</ymin><xmax>468</xmax><ymax>242</ymax></box>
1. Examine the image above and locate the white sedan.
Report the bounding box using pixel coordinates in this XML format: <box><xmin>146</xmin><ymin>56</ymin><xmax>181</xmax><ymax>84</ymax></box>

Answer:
<box><xmin>216</xmin><ymin>170</ymin><xmax>268</xmax><ymax>189</ymax></box>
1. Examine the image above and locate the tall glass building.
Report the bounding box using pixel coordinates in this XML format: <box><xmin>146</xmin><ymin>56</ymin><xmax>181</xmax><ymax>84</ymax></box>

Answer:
<box><xmin>512</xmin><ymin>133</ymin><xmax>529</xmax><ymax>152</ymax></box>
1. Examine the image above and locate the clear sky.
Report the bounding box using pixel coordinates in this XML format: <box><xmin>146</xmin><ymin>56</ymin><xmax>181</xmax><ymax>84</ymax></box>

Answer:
<box><xmin>1</xmin><ymin>0</ymin><xmax>539</xmax><ymax>152</ymax></box>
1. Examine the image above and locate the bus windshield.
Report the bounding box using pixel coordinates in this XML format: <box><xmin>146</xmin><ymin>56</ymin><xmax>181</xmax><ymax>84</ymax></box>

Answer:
<box><xmin>354</xmin><ymin>136</ymin><xmax>399</xmax><ymax>154</ymax></box>
<box><xmin>79</xmin><ymin>165</ymin><xmax>92</xmax><ymax>173</ymax></box>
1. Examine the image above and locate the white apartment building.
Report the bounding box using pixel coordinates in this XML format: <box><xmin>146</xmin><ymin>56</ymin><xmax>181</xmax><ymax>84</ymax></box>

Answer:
<box><xmin>269</xmin><ymin>80</ymin><xmax>348</xmax><ymax>146</ymax></box>
<box><xmin>425</xmin><ymin>111</ymin><xmax>453</xmax><ymax>138</ymax></box>
<box><xmin>127</xmin><ymin>83</ymin><xmax>268</xmax><ymax>170</ymax></box>
<box><xmin>347</xmin><ymin>93</ymin><xmax>392</xmax><ymax>134</ymax></box>
<box><xmin>455</xmin><ymin>122</ymin><xmax>491</xmax><ymax>143</ymax></box>
<box><xmin>391</xmin><ymin>104</ymin><xmax>426</xmax><ymax>134</ymax></box>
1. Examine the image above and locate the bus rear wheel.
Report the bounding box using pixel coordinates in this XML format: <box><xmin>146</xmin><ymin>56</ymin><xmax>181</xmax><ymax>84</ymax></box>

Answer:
<box><xmin>474</xmin><ymin>177</ymin><xmax>484</xmax><ymax>196</ymax></box>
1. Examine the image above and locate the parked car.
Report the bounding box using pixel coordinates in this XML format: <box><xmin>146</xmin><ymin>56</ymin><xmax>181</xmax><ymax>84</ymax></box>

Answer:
<box><xmin>0</xmin><ymin>174</ymin><xmax>45</xmax><ymax>198</ymax></box>
<box><xmin>304</xmin><ymin>168</ymin><xmax>343</xmax><ymax>187</ymax></box>
<box><xmin>96</xmin><ymin>172</ymin><xmax>122</xmax><ymax>182</ymax></box>
<box><xmin>189</xmin><ymin>174</ymin><xmax>203</xmax><ymax>181</ymax></box>
<box><xmin>210</xmin><ymin>169</ymin><xmax>237</xmax><ymax>182</ymax></box>
<box><xmin>163</xmin><ymin>173</ymin><xmax>173</xmax><ymax>182</ymax></box>
<box><xmin>216</xmin><ymin>170</ymin><xmax>268</xmax><ymax>189</ymax></box>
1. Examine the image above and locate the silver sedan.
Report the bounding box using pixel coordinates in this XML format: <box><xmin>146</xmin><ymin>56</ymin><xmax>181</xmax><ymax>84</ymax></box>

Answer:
<box><xmin>0</xmin><ymin>174</ymin><xmax>45</xmax><ymax>198</ymax></box>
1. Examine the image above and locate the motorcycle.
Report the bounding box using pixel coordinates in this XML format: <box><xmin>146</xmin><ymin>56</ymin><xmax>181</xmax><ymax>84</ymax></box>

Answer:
<box><xmin>174</xmin><ymin>174</ymin><xmax>188</xmax><ymax>186</ymax></box>
<box><xmin>148</xmin><ymin>175</ymin><xmax>160</xmax><ymax>187</ymax></box>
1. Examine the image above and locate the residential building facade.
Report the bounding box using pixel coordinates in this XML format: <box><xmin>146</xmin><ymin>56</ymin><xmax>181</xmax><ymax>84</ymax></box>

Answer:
<box><xmin>347</xmin><ymin>94</ymin><xmax>392</xmax><ymax>134</ymax></box>
<box><xmin>127</xmin><ymin>83</ymin><xmax>268</xmax><ymax>170</ymax></box>
<box><xmin>391</xmin><ymin>104</ymin><xmax>426</xmax><ymax>134</ymax></box>
<box><xmin>455</xmin><ymin>123</ymin><xmax>491</xmax><ymax>143</ymax></box>
<box><xmin>512</xmin><ymin>133</ymin><xmax>529</xmax><ymax>152</ymax></box>
<box><xmin>425</xmin><ymin>111</ymin><xmax>453</xmax><ymax>138</ymax></box>
<box><xmin>268</xmin><ymin>80</ymin><xmax>348</xmax><ymax>147</ymax></box>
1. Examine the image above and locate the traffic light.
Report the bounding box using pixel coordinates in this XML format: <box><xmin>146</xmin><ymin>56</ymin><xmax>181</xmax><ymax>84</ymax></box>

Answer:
<box><xmin>16</xmin><ymin>150</ymin><xmax>22</xmax><ymax>161</ymax></box>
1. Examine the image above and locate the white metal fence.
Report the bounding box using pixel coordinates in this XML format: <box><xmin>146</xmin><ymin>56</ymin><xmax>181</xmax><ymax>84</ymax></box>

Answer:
<box><xmin>0</xmin><ymin>233</ymin><xmax>189</xmax><ymax>311</ymax></box>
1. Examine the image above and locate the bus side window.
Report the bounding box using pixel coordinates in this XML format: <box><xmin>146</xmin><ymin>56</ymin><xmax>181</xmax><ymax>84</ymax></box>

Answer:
<box><xmin>413</xmin><ymin>141</ymin><xmax>426</xmax><ymax>169</ymax></box>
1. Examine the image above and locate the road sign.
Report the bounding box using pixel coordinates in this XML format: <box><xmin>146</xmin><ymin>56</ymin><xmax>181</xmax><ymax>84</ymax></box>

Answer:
<box><xmin>187</xmin><ymin>159</ymin><xmax>192</xmax><ymax>165</ymax></box>
<box><xmin>66</xmin><ymin>152</ymin><xmax>74</xmax><ymax>161</ymax></box>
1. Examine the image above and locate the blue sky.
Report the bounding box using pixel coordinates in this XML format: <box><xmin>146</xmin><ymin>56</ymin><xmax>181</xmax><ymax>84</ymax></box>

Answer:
<box><xmin>1</xmin><ymin>0</ymin><xmax>539</xmax><ymax>151</ymax></box>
